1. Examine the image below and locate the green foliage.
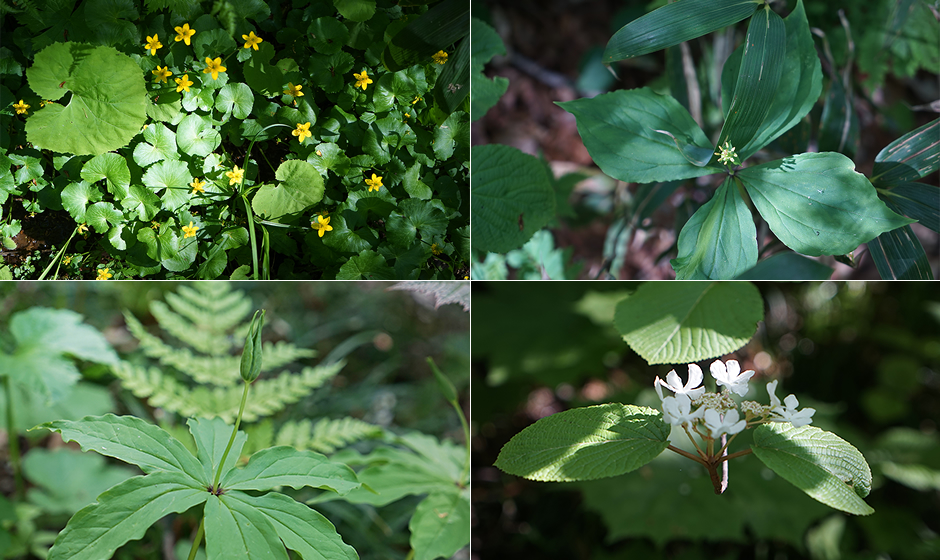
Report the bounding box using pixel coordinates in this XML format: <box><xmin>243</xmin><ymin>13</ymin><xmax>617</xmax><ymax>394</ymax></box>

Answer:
<box><xmin>34</xmin><ymin>414</ymin><xmax>361</xmax><ymax>560</ymax></box>
<box><xmin>112</xmin><ymin>282</ymin><xmax>342</xmax><ymax>422</ymax></box>
<box><xmin>1</xmin><ymin>0</ymin><xmax>468</xmax><ymax>278</ymax></box>
<box><xmin>495</xmin><ymin>403</ymin><xmax>670</xmax><ymax>481</ymax></box>
<box><xmin>469</xmin><ymin>18</ymin><xmax>507</xmax><ymax>121</ymax></box>
<box><xmin>613</xmin><ymin>281</ymin><xmax>764</xmax><ymax>364</ymax></box>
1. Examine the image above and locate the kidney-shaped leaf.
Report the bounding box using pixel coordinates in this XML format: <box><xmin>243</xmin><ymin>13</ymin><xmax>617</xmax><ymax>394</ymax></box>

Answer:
<box><xmin>613</xmin><ymin>281</ymin><xmax>763</xmax><ymax>365</ymax></box>
<box><xmin>216</xmin><ymin>82</ymin><xmax>254</xmax><ymax>120</ymax></box>
<box><xmin>26</xmin><ymin>43</ymin><xmax>147</xmax><ymax>155</ymax></box>
<box><xmin>558</xmin><ymin>88</ymin><xmax>721</xmax><ymax>184</ymax></box>
<box><xmin>495</xmin><ymin>403</ymin><xmax>670</xmax><ymax>482</ymax></box>
<box><xmin>81</xmin><ymin>153</ymin><xmax>130</xmax><ymax>198</ymax></box>
<box><xmin>751</xmin><ymin>423</ymin><xmax>874</xmax><ymax>515</ymax></box>
<box><xmin>739</xmin><ymin>153</ymin><xmax>915</xmax><ymax>256</ymax></box>
<box><xmin>252</xmin><ymin>161</ymin><xmax>324</xmax><ymax>222</ymax></box>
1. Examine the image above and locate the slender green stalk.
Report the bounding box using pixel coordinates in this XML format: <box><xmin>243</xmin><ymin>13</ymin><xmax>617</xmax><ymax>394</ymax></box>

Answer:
<box><xmin>667</xmin><ymin>443</ymin><xmax>708</xmax><ymax>466</ymax></box>
<box><xmin>214</xmin><ymin>380</ymin><xmax>250</xmax><ymax>488</ymax></box>
<box><xmin>186</xmin><ymin>516</ymin><xmax>206</xmax><ymax>560</ymax></box>
<box><xmin>3</xmin><ymin>376</ymin><xmax>24</xmax><ymax>499</ymax></box>
<box><xmin>241</xmin><ymin>194</ymin><xmax>259</xmax><ymax>280</ymax></box>
<box><xmin>38</xmin><ymin>226</ymin><xmax>80</xmax><ymax>280</ymax></box>
<box><xmin>451</xmin><ymin>398</ymin><xmax>470</xmax><ymax>486</ymax></box>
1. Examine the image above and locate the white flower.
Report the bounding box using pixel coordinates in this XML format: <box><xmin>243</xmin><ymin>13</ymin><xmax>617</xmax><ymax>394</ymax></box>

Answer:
<box><xmin>703</xmin><ymin>408</ymin><xmax>747</xmax><ymax>438</ymax></box>
<box><xmin>710</xmin><ymin>359</ymin><xmax>754</xmax><ymax>396</ymax></box>
<box><xmin>654</xmin><ymin>363</ymin><xmax>706</xmax><ymax>400</ymax></box>
<box><xmin>662</xmin><ymin>393</ymin><xmax>705</xmax><ymax>427</ymax></box>
<box><xmin>767</xmin><ymin>380</ymin><xmax>815</xmax><ymax>427</ymax></box>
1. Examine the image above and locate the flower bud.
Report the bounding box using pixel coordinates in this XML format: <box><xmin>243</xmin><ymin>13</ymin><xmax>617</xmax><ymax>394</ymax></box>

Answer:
<box><xmin>240</xmin><ymin>310</ymin><xmax>265</xmax><ymax>383</ymax></box>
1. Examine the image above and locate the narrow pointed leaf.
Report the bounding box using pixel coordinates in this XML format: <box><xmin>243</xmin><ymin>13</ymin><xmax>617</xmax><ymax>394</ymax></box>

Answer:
<box><xmin>671</xmin><ymin>176</ymin><xmax>757</xmax><ymax>279</ymax></box>
<box><xmin>872</xmin><ymin>118</ymin><xmax>940</xmax><ymax>185</ymax></box>
<box><xmin>232</xmin><ymin>492</ymin><xmax>358</xmax><ymax>560</ymax></box>
<box><xmin>739</xmin><ymin>153</ymin><xmax>915</xmax><ymax>256</ymax></box>
<box><xmin>36</xmin><ymin>414</ymin><xmax>206</xmax><ymax>485</ymax></box>
<box><xmin>716</xmin><ymin>5</ymin><xmax>785</xmax><ymax>156</ymax></box>
<box><xmin>221</xmin><ymin>446</ymin><xmax>360</xmax><ymax>495</ymax></box>
<box><xmin>205</xmin><ymin>494</ymin><xmax>288</xmax><ymax>560</ymax></box>
<box><xmin>409</xmin><ymin>490</ymin><xmax>470</xmax><ymax>560</ymax></box>
<box><xmin>494</xmin><ymin>403</ymin><xmax>670</xmax><ymax>482</ymax></box>
<box><xmin>613</xmin><ymin>281</ymin><xmax>764</xmax><ymax>364</ymax></box>
<box><xmin>603</xmin><ymin>0</ymin><xmax>759</xmax><ymax>62</ymax></box>
<box><xmin>880</xmin><ymin>182</ymin><xmax>939</xmax><ymax>232</ymax></box>
<box><xmin>558</xmin><ymin>88</ymin><xmax>720</xmax><ymax>184</ymax></box>
<box><xmin>188</xmin><ymin>417</ymin><xmax>247</xmax><ymax>482</ymax></box>
<box><xmin>48</xmin><ymin>472</ymin><xmax>207</xmax><ymax>560</ymax></box>
<box><xmin>751</xmin><ymin>423</ymin><xmax>874</xmax><ymax>515</ymax></box>
<box><xmin>868</xmin><ymin>224</ymin><xmax>934</xmax><ymax>280</ymax></box>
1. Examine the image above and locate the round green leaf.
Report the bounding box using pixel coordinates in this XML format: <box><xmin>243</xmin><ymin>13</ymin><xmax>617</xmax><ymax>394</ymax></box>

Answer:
<box><xmin>136</xmin><ymin>221</ymin><xmax>197</xmax><ymax>272</ymax></box>
<box><xmin>142</xmin><ymin>159</ymin><xmax>193</xmax><ymax>212</ymax></box>
<box><xmin>176</xmin><ymin>113</ymin><xmax>221</xmax><ymax>157</ymax></box>
<box><xmin>120</xmin><ymin>185</ymin><xmax>161</xmax><ymax>222</ymax></box>
<box><xmin>215</xmin><ymin>83</ymin><xmax>254</xmax><ymax>119</ymax></box>
<box><xmin>133</xmin><ymin>123</ymin><xmax>179</xmax><ymax>167</ymax></box>
<box><xmin>495</xmin><ymin>403</ymin><xmax>670</xmax><ymax>482</ymax></box>
<box><xmin>61</xmin><ymin>181</ymin><xmax>103</xmax><ymax>222</ymax></box>
<box><xmin>335</xmin><ymin>0</ymin><xmax>376</xmax><ymax>22</ymax></box>
<box><xmin>337</xmin><ymin>249</ymin><xmax>395</xmax><ymax>280</ymax></box>
<box><xmin>85</xmin><ymin>201</ymin><xmax>123</xmax><ymax>234</ymax></box>
<box><xmin>26</xmin><ymin>43</ymin><xmax>146</xmax><ymax>155</ymax></box>
<box><xmin>386</xmin><ymin>199</ymin><xmax>448</xmax><ymax>249</ymax></box>
<box><xmin>613</xmin><ymin>281</ymin><xmax>764</xmax><ymax>365</ymax></box>
<box><xmin>308</xmin><ymin>17</ymin><xmax>349</xmax><ymax>54</ymax></box>
<box><xmin>251</xmin><ymin>161</ymin><xmax>324</xmax><ymax>223</ymax></box>
<box><xmin>80</xmin><ymin>153</ymin><xmax>130</xmax><ymax>198</ymax></box>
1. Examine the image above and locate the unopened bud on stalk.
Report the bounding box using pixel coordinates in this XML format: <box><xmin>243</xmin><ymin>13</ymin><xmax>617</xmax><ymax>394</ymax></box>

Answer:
<box><xmin>240</xmin><ymin>310</ymin><xmax>265</xmax><ymax>383</ymax></box>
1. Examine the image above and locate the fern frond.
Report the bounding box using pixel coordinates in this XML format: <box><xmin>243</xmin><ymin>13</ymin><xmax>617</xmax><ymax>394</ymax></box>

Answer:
<box><xmin>275</xmin><ymin>417</ymin><xmax>385</xmax><ymax>454</ymax></box>
<box><xmin>166</xmin><ymin>283</ymin><xmax>253</xmax><ymax>333</ymax></box>
<box><xmin>243</xmin><ymin>363</ymin><xmax>345</xmax><ymax>422</ymax></box>
<box><xmin>150</xmin><ymin>300</ymin><xmax>235</xmax><ymax>356</ymax></box>
<box><xmin>261</xmin><ymin>341</ymin><xmax>318</xmax><ymax>369</ymax></box>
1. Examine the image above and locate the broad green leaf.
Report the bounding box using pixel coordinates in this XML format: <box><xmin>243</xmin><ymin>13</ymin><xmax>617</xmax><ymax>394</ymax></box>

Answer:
<box><xmin>4</xmin><ymin>308</ymin><xmax>118</xmax><ymax>402</ymax></box>
<box><xmin>334</xmin><ymin>0</ymin><xmax>376</xmax><ymax>23</ymax></box>
<box><xmin>433</xmin><ymin>36</ymin><xmax>470</xmax><ymax>115</ymax></box>
<box><xmin>470</xmin><ymin>18</ymin><xmax>509</xmax><ymax>122</ymax></box>
<box><xmin>48</xmin><ymin>472</ymin><xmax>207</xmax><ymax>560</ymax></box>
<box><xmin>85</xmin><ymin>201</ymin><xmax>123</xmax><ymax>234</ymax></box>
<box><xmin>221</xmin><ymin>446</ymin><xmax>360</xmax><ymax>495</ymax></box>
<box><xmin>671</xmin><ymin>177</ymin><xmax>757</xmax><ymax>279</ymax></box>
<box><xmin>121</xmin><ymin>185</ymin><xmax>161</xmax><ymax>222</ymax></box>
<box><xmin>734</xmin><ymin>251</ymin><xmax>834</xmax><ymax>280</ymax></box>
<box><xmin>36</xmin><ymin>414</ymin><xmax>207</xmax><ymax>484</ymax></box>
<box><xmin>81</xmin><ymin>153</ymin><xmax>130</xmax><ymax>198</ymax></box>
<box><xmin>188</xmin><ymin>417</ymin><xmax>247</xmax><ymax>483</ymax></box>
<box><xmin>192</xmin><ymin>28</ymin><xmax>238</xmax><ymax>64</ymax></box>
<box><xmin>176</xmin><ymin>113</ymin><xmax>221</xmax><ymax>157</ymax></box>
<box><xmin>558</xmin><ymin>88</ymin><xmax>720</xmax><ymax>183</ymax></box>
<box><xmin>205</xmin><ymin>494</ymin><xmax>287</xmax><ymax>560</ymax></box>
<box><xmin>613</xmin><ymin>281</ymin><xmax>763</xmax><ymax>365</ymax></box>
<box><xmin>373</xmin><ymin>70</ymin><xmax>418</xmax><ymax>113</ymax></box>
<box><xmin>868</xmin><ymin>224</ymin><xmax>934</xmax><ymax>280</ymax></box>
<box><xmin>382</xmin><ymin>0</ymin><xmax>468</xmax><ymax>71</ymax></box>
<box><xmin>470</xmin><ymin>144</ymin><xmax>555</xmax><ymax>253</ymax></box>
<box><xmin>716</xmin><ymin>5</ymin><xmax>785</xmax><ymax>157</ymax></box>
<box><xmin>880</xmin><ymin>182</ymin><xmax>939</xmax><ymax>232</ymax></box>
<box><xmin>215</xmin><ymin>82</ymin><xmax>254</xmax><ymax>119</ymax></box>
<box><xmin>386</xmin><ymin>199</ymin><xmax>448</xmax><ymax>249</ymax></box>
<box><xmin>494</xmin><ymin>403</ymin><xmax>669</xmax><ymax>481</ymax></box>
<box><xmin>872</xmin><ymin>118</ymin><xmax>939</xmax><ymax>185</ymax></box>
<box><xmin>196</xmin><ymin>227</ymin><xmax>250</xmax><ymax>280</ymax></box>
<box><xmin>327</xmin><ymin>448</ymin><xmax>456</xmax><ymax>507</ymax></box>
<box><xmin>84</xmin><ymin>0</ymin><xmax>138</xmax><ymax>46</ymax></box>
<box><xmin>142</xmin><ymin>159</ymin><xmax>194</xmax><ymax>212</ymax></box>
<box><xmin>308</xmin><ymin>17</ymin><xmax>349</xmax><ymax>55</ymax></box>
<box><xmin>26</xmin><ymin>43</ymin><xmax>147</xmax><ymax>155</ymax></box>
<box><xmin>309</xmin><ymin>51</ymin><xmax>355</xmax><ymax>93</ymax></box>
<box><xmin>739</xmin><ymin>153</ymin><xmax>915</xmax><ymax>256</ymax></box>
<box><xmin>603</xmin><ymin>0</ymin><xmax>759</xmax><ymax>62</ymax></box>
<box><xmin>136</xmin><ymin>221</ymin><xmax>198</xmax><ymax>272</ymax></box>
<box><xmin>336</xmin><ymin>249</ymin><xmax>396</xmax><ymax>280</ymax></box>
<box><xmin>751</xmin><ymin>423</ymin><xmax>875</xmax><ymax>515</ymax></box>
<box><xmin>251</xmin><ymin>161</ymin><xmax>324</xmax><ymax>222</ymax></box>
<box><xmin>22</xmin><ymin>448</ymin><xmax>135</xmax><ymax>515</ymax></box>
<box><xmin>61</xmin><ymin>181</ymin><xmax>103</xmax><ymax>222</ymax></box>
<box><xmin>410</xmin><ymin>489</ymin><xmax>470</xmax><ymax>560</ymax></box>
<box><xmin>433</xmin><ymin>111</ymin><xmax>469</xmax><ymax>161</ymax></box>
<box><xmin>720</xmin><ymin>0</ymin><xmax>821</xmax><ymax>159</ymax></box>
<box><xmin>133</xmin><ymin>123</ymin><xmax>178</xmax><ymax>167</ymax></box>
<box><xmin>232</xmin><ymin>492</ymin><xmax>357</xmax><ymax>560</ymax></box>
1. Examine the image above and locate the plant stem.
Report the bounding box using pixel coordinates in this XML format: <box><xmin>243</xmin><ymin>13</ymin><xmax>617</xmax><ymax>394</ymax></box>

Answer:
<box><xmin>451</xmin><ymin>398</ymin><xmax>470</xmax><ymax>487</ymax></box>
<box><xmin>213</xmin><ymin>380</ymin><xmax>250</xmax><ymax>488</ymax></box>
<box><xmin>718</xmin><ymin>448</ymin><xmax>753</xmax><ymax>463</ymax></box>
<box><xmin>3</xmin><ymin>376</ymin><xmax>24</xmax><ymax>499</ymax></box>
<box><xmin>682</xmin><ymin>425</ymin><xmax>707</xmax><ymax>459</ymax></box>
<box><xmin>241</xmin><ymin>194</ymin><xmax>259</xmax><ymax>280</ymax></box>
<box><xmin>38</xmin><ymin>227</ymin><xmax>79</xmax><ymax>280</ymax></box>
<box><xmin>187</xmin><ymin>516</ymin><xmax>205</xmax><ymax>560</ymax></box>
<box><xmin>666</xmin><ymin>444</ymin><xmax>708</xmax><ymax>466</ymax></box>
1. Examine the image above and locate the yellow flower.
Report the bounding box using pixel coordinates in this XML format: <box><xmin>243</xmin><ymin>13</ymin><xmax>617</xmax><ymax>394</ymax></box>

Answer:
<box><xmin>150</xmin><ymin>221</ymin><xmax>160</xmax><ymax>230</ymax></box>
<box><xmin>463</xmin><ymin>275</ymin><xmax>469</xmax><ymax>280</ymax></box>
<box><xmin>13</xmin><ymin>99</ymin><xmax>29</xmax><ymax>114</ymax></box>
<box><xmin>284</xmin><ymin>82</ymin><xmax>303</xmax><ymax>97</ymax></box>
<box><xmin>311</xmin><ymin>215</ymin><xmax>333</xmax><ymax>238</ymax></box>
<box><xmin>714</xmin><ymin>141</ymin><xmax>740</xmax><ymax>166</ymax></box>
<box><xmin>431</xmin><ymin>243</ymin><xmax>442</xmax><ymax>255</ymax></box>
<box><xmin>353</xmin><ymin>70</ymin><xmax>373</xmax><ymax>90</ymax></box>
<box><xmin>365</xmin><ymin>173</ymin><xmax>383</xmax><ymax>192</ymax></box>
<box><xmin>315</xmin><ymin>149</ymin><xmax>322</xmax><ymax>156</ymax></box>
<box><xmin>242</xmin><ymin>31</ymin><xmax>263</xmax><ymax>50</ymax></box>
<box><xmin>203</xmin><ymin>57</ymin><xmax>226</xmax><ymax>80</ymax></box>
<box><xmin>175</xmin><ymin>74</ymin><xmax>194</xmax><ymax>93</ymax></box>
<box><xmin>412</xmin><ymin>96</ymin><xmax>421</xmax><ymax>105</ymax></box>
<box><xmin>174</xmin><ymin>23</ymin><xmax>195</xmax><ymax>45</ymax></box>
<box><xmin>62</xmin><ymin>255</ymin><xmax>73</xmax><ymax>265</ymax></box>
<box><xmin>190</xmin><ymin>177</ymin><xmax>206</xmax><ymax>194</ymax></box>
<box><xmin>432</xmin><ymin>50</ymin><xmax>448</xmax><ymax>65</ymax></box>
<box><xmin>144</xmin><ymin>34</ymin><xmax>162</xmax><ymax>55</ymax></box>
<box><xmin>152</xmin><ymin>66</ymin><xmax>172</xmax><ymax>83</ymax></box>
<box><xmin>182</xmin><ymin>221</ymin><xmax>199</xmax><ymax>238</ymax></box>
<box><xmin>77</xmin><ymin>223</ymin><xmax>89</xmax><ymax>235</ymax></box>
<box><xmin>404</xmin><ymin>112</ymin><xmax>410</xmax><ymax>119</ymax></box>
<box><xmin>226</xmin><ymin>165</ymin><xmax>244</xmax><ymax>185</ymax></box>
<box><xmin>96</xmin><ymin>268</ymin><xmax>113</xmax><ymax>281</ymax></box>
<box><xmin>292</xmin><ymin>122</ymin><xmax>312</xmax><ymax>143</ymax></box>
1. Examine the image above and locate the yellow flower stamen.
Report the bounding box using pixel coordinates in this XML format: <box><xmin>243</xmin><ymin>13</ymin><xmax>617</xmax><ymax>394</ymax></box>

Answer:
<box><xmin>353</xmin><ymin>70</ymin><xmax>373</xmax><ymax>90</ymax></box>
<box><xmin>203</xmin><ymin>57</ymin><xmax>226</xmax><ymax>80</ymax></box>
<box><xmin>365</xmin><ymin>173</ymin><xmax>383</xmax><ymax>193</ymax></box>
<box><xmin>292</xmin><ymin>122</ymin><xmax>312</xmax><ymax>143</ymax></box>
<box><xmin>242</xmin><ymin>31</ymin><xmax>263</xmax><ymax>50</ymax></box>
<box><xmin>174</xmin><ymin>23</ymin><xmax>195</xmax><ymax>45</ymax></box>
<box><xmin>144</xmin><ymin>34</ymin><xmax>162</xmax><ymax>56</ymax></box>
<box><xmin>175</xmin><ymin>74</ymin><xmax>194</xmax><ymax>93</ymax></box>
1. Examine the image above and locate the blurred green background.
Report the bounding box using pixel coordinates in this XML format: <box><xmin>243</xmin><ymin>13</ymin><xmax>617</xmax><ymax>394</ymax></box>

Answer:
<box><xmin>472</xmin><ymin>281</ymin><xmax>940</xmax><ymax>559</ymax></box>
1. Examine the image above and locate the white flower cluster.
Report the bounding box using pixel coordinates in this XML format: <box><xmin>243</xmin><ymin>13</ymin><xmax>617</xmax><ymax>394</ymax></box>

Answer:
<box><xmin>655</xmin><ymin>360</ymin><xmax>816</xmax><ymax>439</ymax></box>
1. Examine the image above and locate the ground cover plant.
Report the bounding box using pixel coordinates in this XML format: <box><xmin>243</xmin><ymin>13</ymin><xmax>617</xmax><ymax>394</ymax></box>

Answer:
<box><xmin>0</xmin><ymin>0</ymin><xmax>470</xmax><ymax>279</ymax></box>
<box><xmin>0</xmin><ymin>281</ymin><xmax>470</xmax><ymax>559</ymax></box>
<box><xmin>470</xmin><ymin>0</ymin><xmax>938</xmax><ymax>279</ymax></box>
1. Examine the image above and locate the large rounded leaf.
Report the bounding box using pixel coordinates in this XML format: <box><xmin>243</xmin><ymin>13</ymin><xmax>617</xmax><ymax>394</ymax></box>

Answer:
<box><xmin>251</xmin><ymin>161</ymin><xmax>324</xmax><ymax>223</ymax></box>
<box><xmin>176</xmin><ymin>113</ymin><xmax>221</xmax><ymax>157</ymax></box>
<box><xmin>26</xmin><ymin>43</ymin><xmax>147</xmax><ymax>155</ymax></box>
<box><xmin>81</xmin><ymin>153</ymin><xmax>130</xmax><ymax>198</ymax></box>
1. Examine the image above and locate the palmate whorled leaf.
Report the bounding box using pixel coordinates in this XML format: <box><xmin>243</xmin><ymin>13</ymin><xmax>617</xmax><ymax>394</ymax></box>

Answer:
<box><xmin>751</xmin><ymin>423</ymin><xmax>875</xmax><ymax>515</ymax></box>
<box><xmin>205</xmin><ymin>494</ymin><xmax>288</xmax><ymax>560</ymax></box>
<box><xmin>495</xmin><ymin>403</ymin><xmax>670</xmax><ymax>481</ymax></box>
<box><xmin>221</xmin><ymin>446</ymin><xmax>360</xmax><ymax>495</ymax></box>
<box><xmin>738</xmin><ymin>152</ymin><xmax>915</xmax><ymax>256</ymax></box>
